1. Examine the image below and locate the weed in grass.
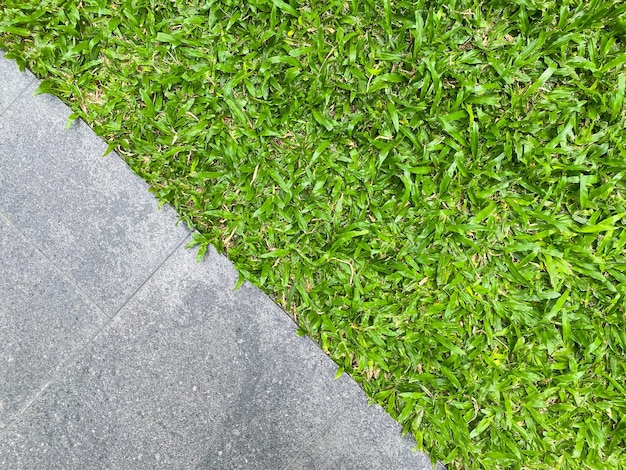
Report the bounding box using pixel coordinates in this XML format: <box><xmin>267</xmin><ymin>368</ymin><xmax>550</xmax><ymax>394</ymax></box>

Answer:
<box><xmin>2</xmin><ymin>0</ymin><xmax>626</xmax><ymax>468</ymax></box>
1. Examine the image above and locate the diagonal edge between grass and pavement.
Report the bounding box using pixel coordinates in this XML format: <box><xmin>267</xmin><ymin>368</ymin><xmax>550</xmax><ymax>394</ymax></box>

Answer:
<box><xmin>1</xmin><ymin>0</ymin><xmax>626</xmax><ymax>468</ymax></box>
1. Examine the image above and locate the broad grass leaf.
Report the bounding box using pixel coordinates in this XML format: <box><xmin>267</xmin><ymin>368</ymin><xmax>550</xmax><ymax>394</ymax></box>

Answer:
<box><xmin>270</xmin><ymin>0</ymin><xmax>297</xmax><ymax>17</ymax></box>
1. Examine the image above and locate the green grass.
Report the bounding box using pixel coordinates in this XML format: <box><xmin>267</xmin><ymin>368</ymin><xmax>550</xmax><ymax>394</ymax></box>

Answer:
<box><xmin>2</xmin><ymin>0</ymin><xmax>626</xmax><ymax>467</ymax></box>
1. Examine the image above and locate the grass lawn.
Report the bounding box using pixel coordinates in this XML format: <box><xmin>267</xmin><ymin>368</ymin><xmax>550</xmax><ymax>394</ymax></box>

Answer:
<box><xmin>2</xmin><ymin>0</ymin><xmax>626</xmax><ymax>467</ymax></box>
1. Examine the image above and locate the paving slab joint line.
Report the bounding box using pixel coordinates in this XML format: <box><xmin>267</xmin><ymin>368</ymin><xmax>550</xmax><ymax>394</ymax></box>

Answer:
<box><xmin>0</xmin><ymin>210</ymin><xmax>106</xmax><ymax>320</ymax></box>
<box><xmin>0</xmin><ymin>232</ymin><xmax>194</xmax><ymax>438</ymax></box>
<box><xmin>0</xmin><ymin>73</ymin><xmax>36</xmax><ymax>117</ymax></box>
<box><xmin>280</xmin><ymin>403</ymin><xmax>346</xmax><ymax>470</ymax></box>
<box><xmin>111</xmin><ymin>223</ymin><xmax>193</xmax><ymax>313</ymax></box>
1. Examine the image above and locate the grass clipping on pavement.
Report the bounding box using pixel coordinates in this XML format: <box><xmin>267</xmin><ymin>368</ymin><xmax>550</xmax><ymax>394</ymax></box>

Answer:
<box><xmin>2</xmin><ymin>0</ymin><xmax>626</xmax><ymax>467</ymax></box>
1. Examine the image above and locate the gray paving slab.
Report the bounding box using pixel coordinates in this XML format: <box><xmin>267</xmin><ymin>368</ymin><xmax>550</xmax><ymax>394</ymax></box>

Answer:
<box><xmin>0</xmin><ymin>51</ymin><xmax>35</xmax><ymax>115</ymax></box>
<box><xmin>0</xmin><ymin>244</ymin><xmax>432</xmax><ymax>469</ymax></box>
<box><xmin>0</xmin><ymin>213</ymin><xmax>106</xmax><ymax>431</ymax></box>
<box><xmin>0</xmin><ymin>78</ymin><xmax>189</xmax><ymax>316</ymax></box>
